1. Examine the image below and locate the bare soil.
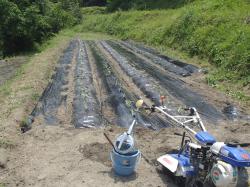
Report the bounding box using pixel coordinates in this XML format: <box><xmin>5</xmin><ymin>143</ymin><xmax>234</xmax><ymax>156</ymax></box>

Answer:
<box><xmin>1</xmin><ymin>121</ymin><xmax>249</xmax><ymax>187</ymax></box>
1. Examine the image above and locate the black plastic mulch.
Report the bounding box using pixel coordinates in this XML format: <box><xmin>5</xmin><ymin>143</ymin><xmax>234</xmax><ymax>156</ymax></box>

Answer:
<box><xmin>72</xmin><ymin>41</ymin><xmax>102</xmax><ymax>128</ymax></box>
<box><xmin>29</xmin><ymin>40</ymin><xmax>77</xmax><ymax>125</ymax></box>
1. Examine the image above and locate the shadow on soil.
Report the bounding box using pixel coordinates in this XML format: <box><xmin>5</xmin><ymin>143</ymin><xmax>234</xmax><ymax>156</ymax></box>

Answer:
<box><xmin>78</xmin><ymin>142</ymin><xmax>111</xmax><ymax>167</ymax></box>
<box><xmin>99</xmin><ymin>169</ymin><xmax>138</xmax><ymax>184</ymax></box>
<box><xmin>79</xmin><ymin>142</ymin><xmax>138</xmax><ymax>183</ymax></box>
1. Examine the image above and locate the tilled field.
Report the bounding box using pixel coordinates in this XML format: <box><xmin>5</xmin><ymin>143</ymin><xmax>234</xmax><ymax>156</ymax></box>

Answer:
<box><xmin>2</xmin><ymin>39</ymin><xmax>250</xmax><ymax>187</ymax></box>
<box><xmin>28</xmin><ymin>39</ymin><xmax>247</xmax><ymax>130</ymax></box>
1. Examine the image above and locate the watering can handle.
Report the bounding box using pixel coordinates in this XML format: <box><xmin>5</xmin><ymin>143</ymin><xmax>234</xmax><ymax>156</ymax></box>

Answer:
<box><xmin>104</xmin><ymin>133</ymin><xmax>115</xmax><ymax>150</ymax></box>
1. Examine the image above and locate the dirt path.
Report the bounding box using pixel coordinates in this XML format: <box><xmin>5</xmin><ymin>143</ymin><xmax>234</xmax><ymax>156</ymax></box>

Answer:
<box><xmin>0</xmin><ymin>38</ymin><xmax>249</xmax><ymax>187</ymax></box>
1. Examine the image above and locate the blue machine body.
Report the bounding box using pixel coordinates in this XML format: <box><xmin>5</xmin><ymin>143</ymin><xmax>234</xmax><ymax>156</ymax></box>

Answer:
<box><xmin>171</xmin><ymin>154</ymin><xmax>196</xmax><ymax>176</ymax></box>
<box><xmin>195</xmin><ymin>131</ymin><xmax>216</xmax><ymax>145</ymax></box>
<box><xmin>167</xmin><ymin>131</ymin><xmax>250</xmax><ymax>177</ymax></box>
<box><xmin>219</xmin><ymin>145</ymin><xmax>250</xmax><ymax>167</ymax></box>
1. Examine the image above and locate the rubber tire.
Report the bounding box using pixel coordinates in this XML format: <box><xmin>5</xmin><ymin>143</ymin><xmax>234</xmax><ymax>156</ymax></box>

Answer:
<box><xmin>237</xmin><ymin>168</ymin><xmax>249</xmax><ymax>187</ymax></box>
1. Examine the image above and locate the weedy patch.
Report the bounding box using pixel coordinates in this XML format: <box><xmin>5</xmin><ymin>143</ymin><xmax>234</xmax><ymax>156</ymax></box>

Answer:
<box><xmin>0</xmin><ymin>139</ymin><xmax>15</xmax><ymax>149</ymax></box>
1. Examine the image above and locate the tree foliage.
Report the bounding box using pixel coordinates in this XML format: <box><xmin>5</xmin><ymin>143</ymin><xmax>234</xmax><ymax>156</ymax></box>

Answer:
<box><xmin>0</xmin><ymin>0</ymin><xmax>82</xmax><ymax>56</ymax></box>
<box><xmin>79</xmin><ymin>0</ymin><xmax>107</xmax><ymax>7</ymax></box>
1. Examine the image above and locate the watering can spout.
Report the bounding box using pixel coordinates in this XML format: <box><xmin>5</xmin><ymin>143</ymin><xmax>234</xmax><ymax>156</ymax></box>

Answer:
<box><xmin>128</xmin><ymin>119</ymin><xmax>136</xmax><ymax>135</ymax></box>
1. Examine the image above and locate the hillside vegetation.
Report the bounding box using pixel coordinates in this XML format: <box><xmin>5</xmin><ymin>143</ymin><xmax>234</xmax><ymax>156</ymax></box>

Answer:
<box><xmin>0</xmin><ymin>0</ymin><xmax>82</xmax><ymax>57</ymax></box>
<box><xmin>80</xmin><ymin>0</ymin><xmax>250</xmax><ymax>100</ymax></box>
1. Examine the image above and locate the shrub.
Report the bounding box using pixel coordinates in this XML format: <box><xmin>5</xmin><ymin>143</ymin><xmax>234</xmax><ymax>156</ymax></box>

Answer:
<box><xmin>0</xmin><ymin>0</ymin><xmax>82</xmax><ymax>57</ymax></box>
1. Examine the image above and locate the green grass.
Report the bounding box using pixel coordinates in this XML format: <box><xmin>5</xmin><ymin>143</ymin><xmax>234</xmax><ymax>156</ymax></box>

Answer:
<box><xmin>52</xmin><ymin>29</ymin><xmax>116</xmax><ymax>40</ymax></box>
<box><xmin>80</xmin><ymin>0</ymin><xmax>250</xmax><ymax>101</ymax></box>
<box><xmin>81</xmin><ymin>6</ymin><xmax>106</xmax><ymax>15</ymax></box>
<box><xmin>144</xmin><ymin>0</ymin><xmax>190</xmax><ymax>9</ymax></box>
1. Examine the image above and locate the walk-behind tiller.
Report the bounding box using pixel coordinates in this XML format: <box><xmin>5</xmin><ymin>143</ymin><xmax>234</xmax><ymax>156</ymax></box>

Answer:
<box><xmin>136</xmin><ymin>100</ymin><xmax>250</xmax><ymax>187</ymax></box>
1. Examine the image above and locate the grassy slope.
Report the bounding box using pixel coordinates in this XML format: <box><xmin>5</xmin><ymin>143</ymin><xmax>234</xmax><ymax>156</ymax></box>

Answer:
<box><xmin>79</xmin><ymin>0</ymin><xmax>250</xmax><ymax>101</ymax></box>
